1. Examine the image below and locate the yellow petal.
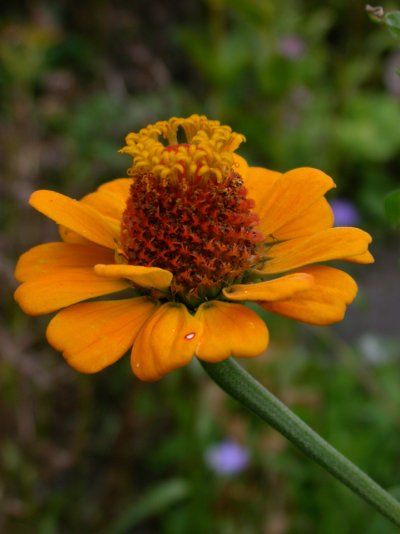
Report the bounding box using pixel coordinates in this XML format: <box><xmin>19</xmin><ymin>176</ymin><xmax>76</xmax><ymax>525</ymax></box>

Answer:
<box><xmin>15</xmin><ymin>242</ymin><xmax>114</xmax><ymax>282</ymax></box>
<box><xmin>14</xmin><ymin>268</ymin><xmax>130</xmax><ymax>315</ymax></box>
<box><xmin>252</xmin><ymin>167</ymin><xmax>335</xmax><ymax>237</ymax></box>
<box><xmin>271</xmin><ymin>198</ymin><xmax>334</xmax><ymax>241</ymax></box>
<box><xmin>195</xmin><ymin>301</ymin><xmax>269</xmax><ymax>362</ymax></box>
<box><xmin>94</xmin><ymin>264</ymin><xmax>172</xmax><ymax>290</ymax></box>
<box><xmin>260</xmin><ymin>227</ymin><xmax>372</xmax><ymax>274</ymax></box>
<box><xmin>223</xmin><ymin>272</ymin><xmax>314</xmax><ymax>302</ymax></box>
<box><xmin>29</xmin><ymin>190</ymin><xmax>120</xmax><ymax>249</ymax></box>
<box><xmin>131</xmin><ymin>303</ymin><xmax>203</xmax><ymax>381</ymax></box>
<box><xmin>47</xmin><ymin>297</ymin><xmax>158</xmax><ymax>373</ymax></box>
<box><xmin>81</xmin><ymin>190</ymin><xmax>126</xmax><ymax>220</ymax></box>
<box><xmin>261</xmin><ymin>266</ymin><xmax>358</xmax><ymax>325</ymax></box>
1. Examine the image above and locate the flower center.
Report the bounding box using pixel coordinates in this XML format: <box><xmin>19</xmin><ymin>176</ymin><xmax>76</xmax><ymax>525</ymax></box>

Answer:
<box><xmin>119</xmin><ymin>115</ymin><xmax>264</xmax><ymax>306</ymax></box>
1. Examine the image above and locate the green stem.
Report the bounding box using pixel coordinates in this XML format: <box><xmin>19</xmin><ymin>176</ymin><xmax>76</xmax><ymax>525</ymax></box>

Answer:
<box><xmin>200</xmin><ymin>358</ymin><xmax>400</xmax><ymax>527</ymax></box>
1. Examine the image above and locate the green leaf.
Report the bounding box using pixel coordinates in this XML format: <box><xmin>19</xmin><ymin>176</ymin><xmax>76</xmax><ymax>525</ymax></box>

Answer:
<box><xmin>334</xmin><ymin>94</ymin><xmax>400</xmax><ymax>162</ymax></box>
<box><xmin>384</xmin><ymin>190</ymin><xmax>400</xmax><ymax>228</ymax></box>
<box><xmin>108</xmin><ymin>479</ymin><xmax>189</xmax><ymax>534</ymax></box>
<box><xmin>384</xmin><ymin>11</ymin><xmax>400</xmax><ymax>39</ymax></box>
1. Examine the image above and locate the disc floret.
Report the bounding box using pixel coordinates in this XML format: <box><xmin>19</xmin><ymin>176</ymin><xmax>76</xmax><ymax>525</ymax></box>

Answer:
<box><xmin>120</xmin><ymin>115</ymin><xmax>263</xmax><ymax>306</ymax></box>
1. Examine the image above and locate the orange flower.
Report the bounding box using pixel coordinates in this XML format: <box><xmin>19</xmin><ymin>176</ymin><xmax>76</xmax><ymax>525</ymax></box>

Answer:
<box><xmin>14</xmin><ymin>115</ymin><xmax>373</xmax><ymax>381</ymax></box>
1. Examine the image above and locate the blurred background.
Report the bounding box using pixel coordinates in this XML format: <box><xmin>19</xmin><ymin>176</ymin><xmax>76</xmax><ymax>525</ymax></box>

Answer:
<box><xmin>1</xmin><ymin>1</ymin><xmax>400</xmax><ymax>532</ymax></box>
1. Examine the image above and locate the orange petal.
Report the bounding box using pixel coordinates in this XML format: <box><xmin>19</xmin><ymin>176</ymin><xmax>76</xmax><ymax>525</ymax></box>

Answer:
<box><xmin>29</xmin><ymin>190</ymin><xmax>120</xmax><ymax>249</ymax></box>
<box><xmin>232</xmin><ymin>154</ymin><xmax>249</xmax><ymax>179</ymax></box>
<box><xmin>131</xmin><ymin>303</ymin><xmax>203</xmax><ymax>381</ymax></box>
<box><xmin>195</xmin><ymin>301</ymin><xmax>269</xmax><ymax>362</ymax></box>
<box><xmin>260</xmin><ymin>227</ymin><xmax>372</xmax><ymax>274</ymax></box>
<box><xmin>81</xmin><ymin>190</ymin><xmax>126</xmax><ymax>220</ymax></box>
<box><xmin>46</xmin><ymin>297</ymin><xmax>158</xmax><ymax>373</ymax></box>
<box><xmin>59</xmin><ymin>225</ymin><xmax>92</xmax><ymax>245</ymax></box>
<box><xmin>223</xmin><ymin>272</ymin><xmax>314</xmax><ymax>302</ymax></box>
<box><xmin>14</xmin><ymin>268</ymin><xmax>130</xmax><ymax>315</ymax></box>
<box><xmin>342</xmin><ymin>250</ymin><xmax>375</xmax><ymax>264</ymax></box>
<box><xmin>253</xmin><ymin>167</ymin><xmax>335</xmax><ymax>237</ymax></box>
<box><xmin>261</xmin><ymin>266</ymin><xmax>358</xmax><ymax>325</ymax></box>
<box><xmin>94</xmin><ymin>264</ymin><xmax>172</xmax><ymax>290</ymax></box>
<box><xmin>97</xmin><ymin>178</ymin><xmax>131</xmax><ymax>199</ymax></box>
<box><xmin>58</xmin><ymin>179</ymin><xmax>131</xmax><ymax>243</ymax></box>
<box><xmin>15</xmin><ymin>242</ymin><xmax>114</xmax><ymax>282</ymax></box>
<box><xmin>243</xmin><ymin>166</ymin><xmax>281</xmax><ymax>213</ymax></box>
<box><xmin>271</xmin><ymin>197</ymin><xmax>334</xmax><ymax>241</ymax></box>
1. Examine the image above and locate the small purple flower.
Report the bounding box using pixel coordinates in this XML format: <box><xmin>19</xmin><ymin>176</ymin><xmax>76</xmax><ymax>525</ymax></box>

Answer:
<box><xmin>205</xmin><ymin>440</ymin><xmax>250</xmax><ymax>475</ymax></box>
<box><xmin>278</xmin><ymin>35</ymin><xmax>305</xmax><ymax>60</ymax></box>
<box><xmin>383</xmin><ymin>51</ymin><xmax>400</xmax><ymax>98</ymax></box>
<box><xmin>330</xmin><ymin>198</ymin><xmax>360</xmax><ymax>227</ymax></box>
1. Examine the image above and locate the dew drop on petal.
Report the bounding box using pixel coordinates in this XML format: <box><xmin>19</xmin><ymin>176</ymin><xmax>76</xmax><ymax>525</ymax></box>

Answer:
<box><xmin>184</xmin><ymin>332</ymin><xmax>196</xmax><ymax>341</ymax></box>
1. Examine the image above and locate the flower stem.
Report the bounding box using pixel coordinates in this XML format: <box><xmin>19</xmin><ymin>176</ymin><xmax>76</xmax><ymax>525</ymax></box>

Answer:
<box><xmin>200</xmin><ymin>358</ymin><xmax>400</xmax><ymax>526</ymax></box>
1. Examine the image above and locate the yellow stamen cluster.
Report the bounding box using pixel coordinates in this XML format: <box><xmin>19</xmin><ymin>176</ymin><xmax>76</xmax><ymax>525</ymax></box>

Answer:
<box><xmin>120</xmin><ymin>114</ymin><xmax>246</xmax><ymax>185</ymax></box>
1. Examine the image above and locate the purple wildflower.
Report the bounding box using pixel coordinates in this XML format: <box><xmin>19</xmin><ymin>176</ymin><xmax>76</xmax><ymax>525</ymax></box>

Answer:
<box><xmin>278</xmin><ymin>35</ymin><xmax>305</xmax><ymax>60</ymax></box>
<box><xmin>205</xmin><ymin>440</ymin><xmax>250</xmax><ymax>475</ymax></box>
<box><xmin>383</xmin><ymin>51</ymin><xmax>400</xmax><ymax>98</ymax></box>
<box><xmin>330</xmin><ymin>198</ymin><xmax>360</xmax><ymax>227</ymax></box>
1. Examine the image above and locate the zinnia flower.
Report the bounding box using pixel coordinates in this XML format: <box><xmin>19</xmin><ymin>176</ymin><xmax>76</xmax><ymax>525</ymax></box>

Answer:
<box><xmin>14</xmin><ymin>115</ymin><xmax>373</xmax><ymax>381</ymax></box>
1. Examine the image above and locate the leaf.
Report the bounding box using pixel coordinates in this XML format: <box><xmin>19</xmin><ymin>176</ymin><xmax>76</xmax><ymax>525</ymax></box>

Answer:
<box><xmin>384</xmin><ymin>11</ymin><xmax>400</xmax><ymax>39</ymax></box>
<box><xmin>334</xmin><ymin>94</ymin><xmax>400</xmax><ymax>162</ymax></box>
<box><xmin>108</xmin><ymin>479</ymin><xmax>189</xmax><ymax>534</ymax></box>
<box><xmin>384</xmin><ymin>190</ymin><xmax>400</xmax><ymax>228</ymax></box>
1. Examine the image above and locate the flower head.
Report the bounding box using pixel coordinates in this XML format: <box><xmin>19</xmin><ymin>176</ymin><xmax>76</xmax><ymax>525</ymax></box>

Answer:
<box><xmin>119</xmin><ymin>117</ymin><xmax>260</xmax><ymax>306</ymax></box>
<box><xmin>278</xmin><ymin>35</ymin><xmax>305</xmax><ymax>60</ymax></box>
<box><xmin>330</xmin><ymin>198</ymin><xmax>360</xmax><ymax>227</ymax></box>
<box><xmin>205</xmin><ymin>439</ymin><xmax>250</xmax><ymax>475</ymax></box>
<box><xmin>383</xmin><ymin>51</ymin><xmax>400</xmax><ymax>98</ymax></box>
<box><xmin>14</xmin><ymin>115</ymin><xmax>373</xmax><ymax>381</ymax></box>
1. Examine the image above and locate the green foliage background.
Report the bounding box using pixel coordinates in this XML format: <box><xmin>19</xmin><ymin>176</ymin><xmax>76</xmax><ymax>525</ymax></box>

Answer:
<box><xmin>0</xmin><ymin>1</ymin><xmax>399</xmax><ymax>533</ymax></box>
